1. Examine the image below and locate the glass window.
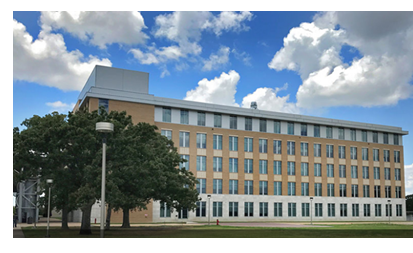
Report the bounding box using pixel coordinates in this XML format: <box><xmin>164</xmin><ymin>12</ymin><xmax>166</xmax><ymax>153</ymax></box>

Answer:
<box><xmin>229</xmin><ymin>136</ymin><xmax>238</xmax><ymax>151</ymax></box>
<box><xmin>179</xmin><ymin>131</ymin><xmax>190</xmax><ymax>147</ymax></box>
<box><xmin>395</xmin><ymin>186</ymin><xmax>402</xmax><ymax>198</ymax></box>
<box><xmin>230</xmin><ymin>115</ymin><xmax>237</xmax><ymax>129</ymax></box>
<box><xmin>352</xmin><ymin>204</ymin><xmax>359</xmax><ymax>217</ymax></box>
<box><xmin>301</xmin><ymin>124</ymin><xmax>307</xmax><ymax>136</ymax></box>
<box><xmin>301</xmin><ymin>182</ymin><xmax>309</xmax><ymax>196</ymax></box>
<box><xmin>214</xmin><ymin>114</ymin><xmax>222</xmax><ymax>128</ymax></box>
<box><xmin>339</xmin><ymin>128</ymin><xmax>345</xmax><ymax>140</ymax></box>
<box><xmin>314</xmin><ymin>183</ymin><xmax>322</xmax><ymax>197</ymax></box>
<box><xmin>244</xmin><ymin>181</ymin><xmax>253</xmax><ymax>195</ymax></box>
<box><xmin>259</xmin><ymin>160</ymin><xmax>268</xmax><ymax>174</ymax></box>
<box><xmin>315</xmin><ymin>203</ymin><xmax>323</xmax><ymax>217</ymax></box>
<box><xmin>259</xmin><ymin>202</ymin><xmax>268</xmax><ymax>217</ymax></box>
<box><xmin>339</xmin><ymin>165</ymin><xmax>346</xmax><ymax>178</ymax></box>
<box><xmin>374</xmin><ymin>167</ymin><xmax>380</xmax><ymax>179</ymax></box>
<box><xmin>340</xmin><ymin>204</ymin><xmax>348</xmax><ymax>217</ymax></box>
<box><xmin>274</xmin><ymin>121</ymin><xmax>281</xmax><ymax>134</ymax></box>
<box><xmin>373</xmin><ymin>132</ymin><xmax>378</xmax><ymax>143</ymax></box>
<box><xmin>244</xmin><ymin>202</ymin><xmax>253</xmax><ymax>217</ymax></box>
<box><xmin>373</xmin><ymin>149</ymin><xmax>379</xmax><ymax>161</ymax></box>
<box><xmin>229</xmin><ymin>158</ymin><xmax>238</xmax><ymax>173</ymax></box>
<box><xmin>362</xmin><ymin>130</ymin><xmax>367</xmax><ymax>142</ymax></box>
<box><xmin>287</xmin><ymin>162</ymin><xmax>295</xmax><ymax>176</ymax></box>
<box><xmin>244</xmin><ymin>159</ymin><xmax>253</xmax><ymax>173</ymax></box>
<box><xmin>302</xmin><ymin>203</ymin><xmax>310</xmax><ymax>217</ymax></box>
<box><xmin>301</xmin><ymin>162</ymin><xmax>309</xmax><ymax>176</ymax></box>
<box><xmin>350</xmin><ymin>147</ymin><xmax>357</xmax><ymax>159</ymax></box>
<box><xmin>213</xmin><ymin>157</ymin><xmax>222</xmax><ymax>172</ymax></box>
<box><xmin>362</xmin><ymin>166</ymin><xmax>369</xmax><ymax>179</ymax></box>
<box><xmin>212</xmin><ymin>202</ymin><xmax>223</xmax><ymax>217</ymax></box>
<box><xmin>301</xmin><ymin>142</ymin><xmax>308</xmax><ymax>156</ymax></box>
<box><xmin>339</xmin><ymin>146</ymin><xmax>346</xmax><ymax>159</ymax></box>
<box><xmin>396</xmin><ymin>205</ymin><xmax>402</xmax><ymax>217</ymax></box>
<box><xmin>362</xmin><ymin>148</ymin><xmax>369</xmax><ymax>160</ymax></box>
<box><xmin>259</xmin><ymin>181</ymin><xmax>268</xmax><ymax>195</ymax></box>
<box><xmin>288</xmin><ymin>122</ymin><xmax>294</xmax><ymax>135</ymax></box>
<box><xmin>179</xmin><ymin>155</ymin><xmax>189</xmax><ymax>170</ymax></box>
<box><xmin>351</xmin><ymin>185</ymin><xmax>359</xmax><ymax>197</ymax></box>
<box><xmin>213</xmin><ymin>135</ymin><xmax>222</xmax><ymax>150</ymax></box>
<box><xmin>196</xmin><ymin>156</ymin><xmax>206</xmax><ymax>171</ymax></box>
<box><xmin>245</xmin><ymin>117</ymin><xmax>252</xmax><ymax>131</ymax></box>
<box><xmin>340</xmin><ymin>184</ymin><xmax>347</xmax><ymax>197</ymax></box>
<box><xmin>274</xmin><ymin>161</ymin><xmax>282</xmax><ymax>175</ymax></box>
<box><xmin>327</xmin><ymin>184</ymin><xmax>334</xmax><ymax>197</ymax></box>
<box><xmin>244</xmin><ymin>137</ymin><xmax>253</xmax><ymax>152</ymax></box>
<box><xmin>274</xmin><ymin>203</ymin><xmax>282</xmax><ymax>217</ymax></box>
<box><xmin>328</xmin><ymin>203</ymin><xmax>335</xmax><ymax>217</ymax></box>
<box><xmin>384</xmin><ymin>168</ymin><xmax>391</xmax><ymax>180</ymax></box>
<box><xmin>161</xmin><ymin>130</ymin><xmax>172</xmax><ymax>140</ymax></box>
<box><xmin>288</xmin><ymin>182</ymin><xmax>296</xmax><ymax>196</ymax></box>
<box><xmin>197</xmin><ymin>133</ymin><xmax>206</xmax><ymax>149</ymax></box>
<box><xmin>350</xmin><ymin>129</ymin><xmax>356</xmax><ymax>141</ymax></box>
<box><xmin>384</xmin><ymin>150</ymin><xmax>390</xmax><ymax>162</ymax></box>
<box><xmin>351</xmin><ymin>166</ymin><xmax>358</xmax><ymax>178</ymax></box>
<box><xmin>383</xmin><ymin>133</ymin><xmax>389</xmax><ymax>144</ymax></box>
<box><xmin>314</xmin><ymin>125</ymin><xmax>320</xmax><ymax>137</ymax></box>
<box><xmin>229</xmin><ymin>202</ymin><xmax>238</xmax><ymax>217</ymax></box>
<box><xmin>196</xmin><ymin>178</ymin><xmax>206</xmax><ymax>194</ymax></box>
<box><xmin>363</xmin><ymin>185</ymin><xmax>370</xmax><ymax>198</ymax></box>
<box><xmin>326</xmin><ymin>126</ymin><xmax>332</xmax><ymax>139</ymax></box>
<box><xmin>287</xmin><ymin>141</ymin><xmax>295</xmax><ymax>155</ymax></box>
<box><xmin>162</xmin><ymin>107</ymin><xmax>171</xmax><ymax>122</ymax></box>
<box><xmin>385</xmin><ymin>186</ymin><xmax>391</xmax><ymax>198</ymax></box>
<box><xmin>314</xmin><ymin>143</ymin><xmax>321</xmax><ymax>157</ymax></box>
<box><xmin>274</xmin><ymin>182</ymin><xmax>282</xmax><ymax>196</ymax></box>
<box><xmin>197</xmin><ymin>112</ymin><xmax>205</xmax><ymax>126</ymax></box>
<box><xmin>327</xmin><ymin>164</ymin><xmax>334</xmax><ymax>177</ymax></box>
<box><xmin>326</xmin><ymin>144</ymin><xmax>334</xmax><ymax>158</ymax></box>
<box><xmin>259</xmin><ymin>119</ymin><xmax>267</xmax><ymax>132</ymax></box>
<box><xmin>98</xmin><ymin>99</ymin><xmax>109</xmax><ymax>113</ymax></box>
<box><xmin>288</xmin><ymin>203</ymin><xmax>296</xmax><ymax>217</ymax></box>
<box><xmin>160</xmin><ymin>202</ymin><xmax>171</xmax><ymax>218</ymax></box>
<box><xmin>375</xmin><ymin>204</ymin><xmax>382</xmax><ymax>216</ymax></box>
<box><xmin>213</xmin><ymin>179</ymin><xmax>222</xmax><ymax>194</ymax></box>
<box><xmin>229</xmin><ymin>180</ymin><xmax>238</xmax><ymax>194</ymax></box>
<box><xmin>273</xmin><ymin>140</ymin><xmax>282</xmax><ymax>154</ymax></box>
<box><xmin>180</xmin><ymin>110</ymin><xmax>189</xmax><ymax>124</ymax></box>
<box><xmin>395</xmin><ymin>168</ymin><xmax>401</xmax><ymax>181</ymax></box>
<box><xmin>394</xmin><ymin>150</ymin><xmax>400</xmax><ymax>163</ymax></box>
<box><xmin>259</xmin><ymin>139</ymin><xmax>268</xmax><ymax>153</ymax></box>
<box><xmin>393</xmin><ymin>134</ymin><xmax>399</xmax><ymax>145</ymax></box>
<box><xmin>374</xmin><ymin>185</ymin><xmax>381</xmax><ymax>198</ymax></box>
<box><xmin>196</xmin><ymin>201</ymin><xmax>206</xmax><ymax>217</ymax></box>
<box><xmin>386</xmin><ymin>204</ymin><xmax>392</xmax><ymax>217</ymax></box>
<box><xmin>314</xmin><ymin>163</ymin><xmax>322</xmax><ymax>177</ymax></box>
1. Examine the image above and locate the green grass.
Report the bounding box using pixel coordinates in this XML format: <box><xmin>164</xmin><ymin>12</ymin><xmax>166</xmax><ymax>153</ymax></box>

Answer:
<box><xmin>21</xmin><ymin>223</ymin><xmax>413</xmax><ymax>238</ymax></box>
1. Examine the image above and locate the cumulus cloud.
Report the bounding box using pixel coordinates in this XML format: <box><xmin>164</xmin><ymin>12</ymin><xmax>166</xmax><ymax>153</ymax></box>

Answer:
<box><xmin>202</xmin><ymin>46</ymin><xmax>230</xmax><ymax>71</ymax></box>
<box><xmin>40</xmin><ymin>11</ymin><xmax>148</xmax><ymax>49</ymax></box>
<box><xmin>46</xmin><ymin>101</ymin><xmax>76</xmax><ymax>113</ymax></box>
<box><xmin>405</xmin><ymin>163</ymin><xmax>413</xmax><ymax>195</ymax></box>
<box><xmin>268</xmin><ymin>11</ymin><xmax>413</xmax><ymax>109</ymax></box>
<box><xmin>13</xmin><ymin>19</ymin><xmax>112</xmax><ymax>91</ymax></box>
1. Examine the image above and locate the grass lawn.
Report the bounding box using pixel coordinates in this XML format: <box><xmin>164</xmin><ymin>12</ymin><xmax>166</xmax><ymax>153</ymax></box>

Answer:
<box><xmin>21</xmin><ymin>223</ymin><xmax>413</xmax><ymax>238</ymax></box>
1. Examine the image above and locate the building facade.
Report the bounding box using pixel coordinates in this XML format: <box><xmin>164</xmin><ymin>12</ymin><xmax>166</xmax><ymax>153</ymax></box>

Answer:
<box><xmin>76</xmin><ymin>66</ymin><xmax>408</xmax><ymax>223</ymax></box>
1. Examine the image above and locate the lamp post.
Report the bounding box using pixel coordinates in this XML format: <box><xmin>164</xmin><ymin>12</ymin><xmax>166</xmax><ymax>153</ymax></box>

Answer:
<box><xmin>207</xmin><ymin>194</ymin><xmax>211</xmax><ymax>226</ymax></box>
<box><xmin>46</xmin><ymin>179</ymin><xmax>53</xmax><ymax>237</ymax></box>
<box><xmin>387</xmin><ymin>199</ymin><xmax>391</xmax><ymax>225</ymax></box>
<box><xmin>96</xmin><ymin>122</ymin><xmax>114</xmax><ymax>238</ymax></box>
<box><xmin>310</xmin><ymin>197</ymin><xmax>313</xmax><ymax>225</ymax></box>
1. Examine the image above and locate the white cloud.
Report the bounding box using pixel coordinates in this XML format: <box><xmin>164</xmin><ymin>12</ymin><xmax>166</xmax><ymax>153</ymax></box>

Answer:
<box><xmin>203</xmin><ymin>11</ymin><xmax>253</xmax><ymax>36</ymax></box>
<box><xmin>268</xmin><ymin>11</ymin><xmax>413</xmax><ymax>109</ymax></box>
<box><xmin>46</xmin><ymin>101</ymin><xmax>76</xmax><ymax>113</ymax></box>
<box><xmin>232</xmin><ymin>49</ymin><xmax>251</xmax><ymax>66</ymax></box>
<box><xmin>40</xmin><ymin>11</ymin><xmax>148</xmax><ymax>49</ymax></box>
<box><xmin>13</xmin><ymin>19</ymin><xmax>112</xmax><ymax>91</ymax></box>
<box><xmin>202</xmin><ymin>46</ymin><xmax>230</xmax><ymax>71</ymax></box>
<box><xmin>405</xmin><ymin>163</ymin><xmax>413</xmax><ymax>195</ymax></box>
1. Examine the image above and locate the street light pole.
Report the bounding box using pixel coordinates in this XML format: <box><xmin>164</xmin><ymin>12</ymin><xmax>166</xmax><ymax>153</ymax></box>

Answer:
<box><xmin>310</xmin><ymin>197</ymin><xmax>313</xmax><ymax>225</ymax></box>
<box><xmin>96</xmin><ymin>122</ymin><xmax>114</xmax><ymax>238</ymax></box>
<box><xmin>46</xmin><ymin>179</ymin><xmax>53</xmax><ymax>237</ymax></box>
<box><xmin>207</xmin><ymin>194</ymin><xmax>211</xmax><ymax>226</ymax></box>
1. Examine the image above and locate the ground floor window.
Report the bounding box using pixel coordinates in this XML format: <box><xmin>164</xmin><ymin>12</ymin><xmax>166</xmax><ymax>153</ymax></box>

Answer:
<box><xmin>288</xmin><ymin>203</ymin><xmax>296</xmax><ymax>217</ymax></box>
<box><xmin>160</xmin><ymin>202</ymin><xmax>171</xmax><ymax>218</ymax></box>
<box><xmin>229</xmin><ymin>202</ymin><xmax>238</xmax><ymax>217</ymax></box>
<box><xmin>302</xmin><ymin>203</ymin><xmax>309</xmax><ymax>217</ymax></box>
<box><xmin>196</xmin><ymin>201</ymin><xmax>206</xmax><ymax>217</ymax></box>
<box><xmin>213</xmin><ymin>202</ymin><xmax>223</xmax><ymax>217</ymax></box>
<box><xmin>274</xmin><ymin>203</ymin><xmax>282</xmax><ymax>217</ymax></box>
<box><xmin>396</xmin><ymin>204</ymin><xmax>402</xmax><ymax>217</ymax></box>
<box><xmin>259</xmin><ymin>202</ymin><xmax>268</xmax><ymax>217</ymax></box>
<box><xmin>244</xmin><ymin>202</ymin><xmax>254</xmax><ymax>217</ymax></box>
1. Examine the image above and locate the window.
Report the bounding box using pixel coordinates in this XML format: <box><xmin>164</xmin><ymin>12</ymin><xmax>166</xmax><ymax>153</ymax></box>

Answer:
<box><xmin>197</xmin><ymin>156</ymin><xmax>206</xmax><ymax>171</ymax></box>
<box><xmin>314</xmin><ymin>143</ymin><xmax>321</xmax><ymax>157</ymax></box>
<box><xmin>327</xmin><ymin>164</ymin><xmax>334</xmax><ymax>177</ymax></box>
<box><xmin>362</xmin><ymin>148</ymin><xmax>368</xmax><ymax>160</ymax></box>
<box><xmin>196</xmin><ymin>201</ymin><xmax>206</xmax><ymax>217</ymax></box>
<box><xmin>244</xmin><ymin>137</ymin><xmax>253</xmax><ymax>152</ymax></box>
<box><xmin>273</xmin><ymin>140</ymin><xmax>282</xmax><ymax>154</ymax></box>
<box><xmin>274</xmin><ymin>121</ymin><xmax>281</xmax><ymax>134</ymax></box>
<box><xmin>229</xmin><ymin>180</ymin><xmax>238</xmax><ymax>194</ymax></box>
<box><xmin>288</xmin><ymin>182</ymin><xmax>296</xmax><ymax>196</ymax></box>
<box><xmin>395</xmin><ymin>186</ymin><xmax>402</xmax><ymax>198</ymax></box>
<box><xmin>363</xmin><ymin>185</ymin><xmax>370</xmax><ymax>198</ymax></box>
<box><xmin>375</xmin><ymin>204</ymin><xmax>382</xmax><ymax>216</ymax></box>
<box><xmin>196</xmin><ymin>178</ymin><xmax>206</xmax><ymax>194</ymax></box>
<box><xmin>384</xmin><ymin>150</ymin><xmax>390</xmax><ymax>162</ymax></box>
<box><xmin>314</xmin><ymin>163</ymin><xmax>322</xmax><ymax>177</ymax></box>
<box><xmin>160</xmin><ymin>202</ymin><xmax>171</xmax><ymax>218</ymax></box>
<box><xmin>350</xmin><ymin>129</ymin><xmax>356</xmax><ymax>141</ymax></box>
<box><xmin>351</xmin><ymin>185</ymin><xmax>359</xmax><ymax>197</ymax></box>
<box><xmin>374</xmin><ymin>167</ymin><xmax>380</xmax><ymax>180</ymax></box>
<box><xmin>326</xmin><ymin>126</ymin><xmax>333</xmax><ymax>139</ymax></box>
<box><xmin>214</xmin><ymin>114</ymin><xmax>222</xmax><ymax>128</ymax></box>
<box><xmin>315</xmin><ymin>203</ymin><xmax>323</xmax><ymax>217</ymax></box>
<box><xmin>394</xmin><ymin>151</ymin><xmax>400</xmax><ymax>163</ymax></box>
<box><xmin>244</xmin><ymin>202</ymin><xmax>253</xmax><ymax>217</ymax></box>
<box><xmin>351</xmin><ymin>166</ymin><xmax>358</xmax><ymax>178</ymax></box>
<box><xmin>301</xmin><ymin>124</ymin><xmax>307</xmax><ymax>136</ymax></box>
<box><xmin>179</xmin><ymin>131</ymin><xmax>190</xmax><ymax>147</ymax></box>
<box><xmin>287</xmin><ymin>141</ymin><xmax>295</xmax><ymax>155</ymax></box>
<box><xmin>373</xmin><ymin>132</ymin><xmax>378</xmax><ymax>143</ymax></box>
<box><xmin>384</xmin><ymin>168</ymin><xmax>391</xmax><ymax>180</ymax></box>
<box><xmin>259</xmin><ymin>139</ymin><xmax>268</xmax><ymax>153</ymax></box>
<box><xmin>161</xmin><ymin>130</ymin><xmax>172</xmax><ymax>140</ymax></box>
<box><xmin>340</xmin><ymin>204</ymin><xmax>348</xmax><ymax>217</ymax></box>
<box><xmin>244</xmin><ymin>159</ymin><xmax>253</xmax><ymax>174</ymax></box>
<box><xmin>179</xmin><ymin>155</ymin><xmax>189</xmax><ymax>170</ymax></box>
<box><xmin>259</xmin><ymin>181</ymin><xmax>268</xmax><ymax>195</ymax></box>
<box><xmin>350</xmin><ymin>147</ymin><xmax>357</xmax><ymax>160</ymax></box>
<box><xmin>197</xmin><ymin>112</ymin><xmax>206</xmax><ymax>126</ymax></box>
<box><xmin>229</xmin><ymin>158</ymin><xmax>238</xmax><ymax>173</ymax></box>
<box><xmin>213</xmin><ymin>135</ymin><xmax>222</xmax><ymax>150</ymax></box>
<box><xmin>213</xmin><ymin>157</ymin><xmax>222</xmax><ymax>172</ymax></box>
<box><xmin>274</xmin><ymin>203</ymin><xmax>282</xmax><ymax>217</ymax></box>
<box><xmin>374</xmin><ymin>185</ymin><xmax>381</xmax><ymax>198</ymax></box>
<box><xmin>301</xmin><ymin>182</ymin><xmax>309</xmax><ymax>196</ymax></box>
<box><xmin>339</xmin><ymin>146</ymin><xmax>346</xmax><ymax>159</ymax></box>
<box><xmin>314</xmin><ymin>125</ymin><xmax>320</xmax><ymax>137</ymax></box>
<box><xmin>383</xmin><ymin>133</ymin><xmax>389</xmax><ymax>144</ymax></box>
<box><xmin>180</xmin><ymin>110</ymin><xmax>189</xmax><ymax>124</ymax></box>
<box><xmin>326</xmin><ymin>145</ymin><xmax>334</xmax><ymax>158</ymax></box>
<box><xmin>287</xmin><ymin>162</ymin><xmax>295</xmax><ymax>176</ymax></box>
<box><xmin>259</xmin><ymin>119</ymin><xmax>267</xmax><ymax>132</ymax></box>
<box><xmin>301</xmin><ymin>142</ymin><xmax>308</xmax><ymax>156</ymax></box>
<box><xmin>327</xmin><ymin>184</ymin><xmax>334</xmax><ymax>197</ymax></box>
<box><xmin>259</xmin><ymin>160</ymin><xmax>268</xmax><ymax>174</ymax></box>
<box><xmin>396</xmin><ymin>204</ymin><xmax>402</xmax><ymax>217</ymax></box>
<box><xmin>302</xmin><ymin>203</ymin><xmax>310</xmax><ymax>217</ymax></box>
<box><xmin>362</xmin><ymin>130</ymin><xmax>367</xmax><ymax>142</ymax></box>
<box><xmin>274</xmin><ymin>182</ymin><xmax>282</xmax><ymax>195</ymax></box>
<box><xmin>230</xmin><ymin>115</ymin><xmax>237</xmax><ymax>129</ymax></box>
<box><xmin>245</xmin><ymin>117</ymin><xmax>252</xmax><ymax>131</ymax></box>
<box><xmin>259</xmin><ymin>202</ymin><xmax>268</xmax><ymax>217</ymax></box>
<box><xmin>98</xmin><ymin>98</ymin><xmax>109</xmax><ymax>113</ymax></box>
<box><xmin>352</xmin><ymin>204</ymin><xmax>359</xmax><ymax>217</ymax></box>
<box><xmin>362</xmin><ymin>166</ymin><xmax>369</xmax><ymax>179</ymax></box>
<box><xmin>288</xmin><ymin>203</ymin><xmax>296</xmax><ymax>217</ymax></box>
<box><xmin>229</xmin><ymin>202</ymin><xmax>238</xmax><ymax>217</ymax></box>
<box><xmin>328</xmin><ymin>203</ymin><xmax>335</xmax><ymax>217</ymax></box>
<box><xmin>197</xmin><ymin>133</ymin><xmax>206</xmax><ymax>149</ymax></box>
<box><xmin>274</xmin><ymin>161</ymin><xmax>282</xmax><ymax>175</ymax></box>
<box><xmin>385</xmin><ymin>186</ymin><xmax>391</xmax><ymax>198</ymax></box>
<box><xmin>213</xmin><ymin>202</ymin><xmax>223</xmax><ymax>217</ymax></box>
<box><xmin>314</xmin><ymin>183</ymin><xmax>322</xmax><ymax>196</ymax></box>
<box><xmin>339</xmin><ymin>165</ymin><xmax>346</xmax><ymax>178</ymax></box>
<box><xmin>301</xmin><ymin>162</ymin><xmax>309</xmax><ymax>176</ymax></box>
<box><xmin>162</xmin><ymin>107</ymin><xmax>171</xmax><ymax>122</ymax></box>
<box><xmin>339</xmin><ymin>184</ymin><xmax>347</xmax><ymax>197</ymax></box>
<box><xmin>373</xmin><ymin>149</ymin><xmax>379</xmax><ymax>161</ymax></box>
<box><xmin>244</xmin><ymin>180</ymin><xmax>253</xmax><ymax>195</ymax></box>
<box><xmin>394</xmin><ymin>134</ymin><xmax>399</xmax><ymax>145</ymax></box>
<box><xmin>386</xmin><ymin>204</ymin><xmax>392</xmax><ymax>217</ymax></box>
<box><xmin>213</xmin><ymin>179</ymin><xmax>222</xmax><ymax>194</ymax></box>
<box><xmin>339</xmin><ymin>128</ymin><xmax>345</xmax><ymax>140</ymax></box>
<box><xmin>288</xmin><ymin>122</ymin><xmax>294</xmax><ymax>135</ymax></box>
<box><xmin>229</xmin><ymin>136</ymin><xmax>238</xmax><ymax>151</ymax></box>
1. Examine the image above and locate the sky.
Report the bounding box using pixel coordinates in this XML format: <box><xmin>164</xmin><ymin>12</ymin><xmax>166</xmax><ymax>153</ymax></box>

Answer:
<box><xmin>12</xmin><ymin>9</ymin><xmax>413</xmax><ymax>195</ymax></box>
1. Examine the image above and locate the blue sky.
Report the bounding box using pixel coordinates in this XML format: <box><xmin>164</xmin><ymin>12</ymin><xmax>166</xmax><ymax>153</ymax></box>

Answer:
<box><xmin>13</xmin><ymin>11</ymin><xmax>413</xmax><ymax>194</ymax></box>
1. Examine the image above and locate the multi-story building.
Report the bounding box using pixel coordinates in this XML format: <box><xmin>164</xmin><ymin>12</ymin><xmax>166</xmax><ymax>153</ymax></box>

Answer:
<box><xmin>75</xmin><ymin>65</ymin><xmax>408</xmax><ymax>223</ymax></box>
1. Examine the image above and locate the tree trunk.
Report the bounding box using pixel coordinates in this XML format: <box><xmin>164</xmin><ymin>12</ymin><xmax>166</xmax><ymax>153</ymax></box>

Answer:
<box><xmin>79</xmin><ymin>203</ymin><xmax>93</xmax><ymax>234</ymax></box>
<box><xmin>121</xmin><ymin>208</ymin><xmax>130</xmax><ymax>228</ymax></box>
<box><xmin>61</xmin><ymin>205</ymin><xmax>69</xmax><ymax>230</ymax></box>
<box><xmin>105</xmin><ymin>203</ymin><xmax>111</xmax><ymax>230</ymax></box>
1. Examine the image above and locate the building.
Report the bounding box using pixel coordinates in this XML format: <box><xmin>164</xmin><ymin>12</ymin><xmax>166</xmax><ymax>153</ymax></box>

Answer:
<box><xmin>76</xmin><ymin>65</ymin><xmax>408</xmax><ymax>223</ymax></box>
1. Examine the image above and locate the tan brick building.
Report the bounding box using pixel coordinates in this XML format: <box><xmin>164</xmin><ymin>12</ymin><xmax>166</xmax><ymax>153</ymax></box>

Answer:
<box><xmin>77</xmin><ymin>65</ymin><xmax>408</xmax><ymax>223</ymax></box>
